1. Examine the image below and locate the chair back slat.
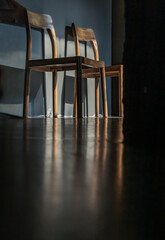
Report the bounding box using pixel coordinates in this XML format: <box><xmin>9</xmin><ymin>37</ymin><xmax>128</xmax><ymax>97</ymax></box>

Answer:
<box><xmin>27</xmin><ymin>11</ymin><xmax>54</xmax><ymax>30</ymax></box>
<box><xmin>0</xmin><ymin>0</ymin><xmax>23</xmax><ymax>10</ymax></box>
<box><xmin>0</xmin><ymin>0</ymin><xmax>26</xmax><ymax>26</ymax></box>
<box><xmin>0</xmin><ymin>11</ymin><xmax>26</xmax><ymax>26</ymax></box>
<box><xmin>74</xmin><ymin>26</ymin><xmax>96</xmax><ymax>42</ymax></box>
<box><xmin>72</xmin><ymin>23</ymin><xmax>99</xmax><ymax>61</ymax></box>
<box><xmin>0</xmin><ymin>0</ymin><xmax>14</xmax><ymax>9</ymax></box>
<box><xmin>0</xmin><ymin>1</ymin><xmax>54</xmax><ymax>31</ymax></box>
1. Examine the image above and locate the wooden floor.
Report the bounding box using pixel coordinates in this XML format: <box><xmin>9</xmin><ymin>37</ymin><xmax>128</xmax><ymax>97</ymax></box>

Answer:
<box><xmin>0</xmin><ymin>116</ymin><xmax>164</xmax><ymax>240</ymax></box>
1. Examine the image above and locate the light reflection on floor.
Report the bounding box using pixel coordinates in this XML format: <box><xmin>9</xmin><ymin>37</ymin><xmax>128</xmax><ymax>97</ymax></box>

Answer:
<box><xmin>1</xmin><ymin>117</ymin><xmax>163</xmax><ymax>240</ymax></box>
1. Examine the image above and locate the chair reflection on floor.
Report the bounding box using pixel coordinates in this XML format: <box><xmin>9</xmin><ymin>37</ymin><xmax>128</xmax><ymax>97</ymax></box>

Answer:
<box><xmin>92</xmin><ymin>118</ymin><xmax>124</xmax><ymax>207</ymax></box>
<box><xmin>25</xmin><ymin>118</ymin><xmax>124</xmax><ymax>213</ymax></box>
<box><xmin>70</xmin><ymin>118</ymin><xmax>124</xmax><ymax>209</ymax></box>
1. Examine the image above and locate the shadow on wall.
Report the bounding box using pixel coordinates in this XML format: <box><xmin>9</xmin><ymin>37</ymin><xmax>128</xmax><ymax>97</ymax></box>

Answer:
<box><xmin>0</xmin><ymin>65</ymin><xmax>44</xmax><ymax>116</ymax></box>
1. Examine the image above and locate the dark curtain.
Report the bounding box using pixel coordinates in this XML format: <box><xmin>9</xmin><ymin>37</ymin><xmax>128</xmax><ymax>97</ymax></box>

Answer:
<box><xmin>123</xmin><ymin>0</ymin><xmax>165</xmax><ymax>150</ymax></box>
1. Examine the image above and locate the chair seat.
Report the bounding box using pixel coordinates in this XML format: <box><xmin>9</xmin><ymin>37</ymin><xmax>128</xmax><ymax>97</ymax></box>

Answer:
<box><xmin>29</xmin><ymin>56</ymin><xmax>105</xmax><ymax>72</ymax></box>
<box><xmin>28</xmin><ymin>55</ymin><xmax>107</xmax><ymax>118</ymax></box>
<box><xmin>82</xmin><ymin>65</ymin><xmax>123</xmax><ymax>78</ymax></box>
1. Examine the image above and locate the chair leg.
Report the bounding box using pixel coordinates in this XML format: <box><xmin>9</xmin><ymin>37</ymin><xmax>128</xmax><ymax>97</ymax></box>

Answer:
<box><xmin>53</xmin><ymin>71</ymin><xmax>58</xmax><ymax>118</ymax></box>
<box><xmin>76</xmin><ymin>58</ymin><xmax>82</xmax><ymax>118</ymax></box>
<box><xmin>63</xmin><ymin>28</ymin><xmax>68</xmax><ymax>116</ymax></box>
<box><xmin>41</xmin><ymin>30</ymin><xmax>47</xmax><ymax>117</ymax></box>
<box><xmin>42</xmin><ymin>73</ymin><xmax>46</xmax><ymax>117</ymax></box>
<box><xmin>23</xmin><ymin>68</ymin><xmax>31</xmax><ymax>118</ymax></box>
<box><xmin>73</xmin><ymin>74</ymin><xmax>77</xmax><ymax>117</ymax></box>
<box><xmin>95</xmin><ymin>77</ymin><xmax>99</xmax><ymax>117</ymax></box>
<box><xmin>119</xmin><ymin>65</ymin><xmax>124</xmax><ymax>117</ymax></box>
<box><xmin>100</xmin><ymin>67</ymin><xmax>108</xmax><ymax>118</ymax></box>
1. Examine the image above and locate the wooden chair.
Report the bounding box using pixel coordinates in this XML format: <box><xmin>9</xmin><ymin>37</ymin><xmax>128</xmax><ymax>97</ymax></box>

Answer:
<box><xmin>65</xmin><ymin>23</ymin><xmax>124</xmax><ymax>117</ymax></box>
<box><xmin>0</xmin><ymin>0</ymin><xmax>50</xmax><ymax>116</ymax></box>
<box><xmin>0</xmin><ymin>0</ymin><xmax>108</xmax><ymax>118</ymax></box>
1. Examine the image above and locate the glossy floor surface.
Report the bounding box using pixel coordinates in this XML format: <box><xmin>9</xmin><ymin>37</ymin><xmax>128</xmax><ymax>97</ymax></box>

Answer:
<box><xmin>0</xmin><ymin>116</ymin><xmax>164</xmax><ymax>239</ymax></box>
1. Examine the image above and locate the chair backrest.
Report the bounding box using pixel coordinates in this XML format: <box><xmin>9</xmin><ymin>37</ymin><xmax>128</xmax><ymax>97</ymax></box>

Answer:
<box><xmin>0</xmin><ymin>0</ymin><xmax>57</xmax><ymax>64</ymax></box>
<box><xmin>0</xmin><ymin>0</ymin><xmax>23</xmax><ymax>9</ymax></box>
<box><xmin>26</xmin><ymin>10</ymin><xmax>57</xmax><ymax>61</ymax></box>
<box><xmin>71</xmin><ymin>23</ymin><xmax>99</xmax><ymax>61</ymax></box>
<box><xmin>0</xmin><ymin>0</ymin><xmax>26</xmax><ymax>27</ymax></box>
